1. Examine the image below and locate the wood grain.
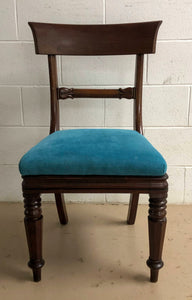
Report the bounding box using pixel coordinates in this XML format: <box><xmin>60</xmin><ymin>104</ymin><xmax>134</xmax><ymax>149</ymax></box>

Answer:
<box><xmin>29</xmin><ymin>21</ymin><xmax>162</xmax><ymax>55</ymax></box>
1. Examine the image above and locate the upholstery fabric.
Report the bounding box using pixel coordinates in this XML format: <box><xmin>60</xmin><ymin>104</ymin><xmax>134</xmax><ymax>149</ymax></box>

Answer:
<box><xmin>19</xmin><ymin>129</ymin><xmax>167</xmax><ymax>176</ymax></box>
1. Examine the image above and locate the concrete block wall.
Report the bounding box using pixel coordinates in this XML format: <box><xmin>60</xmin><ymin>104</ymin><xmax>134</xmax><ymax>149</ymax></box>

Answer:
<box><xmin>0</xmin><ymin>0</ymin><xmax>192</xmax><ymax>204</ymax></box>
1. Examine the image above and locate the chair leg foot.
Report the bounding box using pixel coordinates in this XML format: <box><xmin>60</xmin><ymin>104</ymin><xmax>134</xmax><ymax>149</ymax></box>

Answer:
<box><xmin>127</xmin><ymin>193</ymin><xmax>139</xmax><ymax>225</ymax></box>
<box><xmin>150</xmin><ymin>269</ymin><xmax>159</xmax><ymax>283</ymax></box>
<box><xmin>24</xmin><ymin>193</ymin><xmax>45</xmax><ymax>282</ymax></box>
<box><xmin>147</xmin><ymin>192</ymin><xmax>167</xmax><ymax>283</ymax></box>
<box><xmin>28</xmin><ymin>258</ymin><xmax>45</xmax><ymax>282</ymax></box>
<box><xmin>55</xmin><ymin>193</ymin><xmax>68</xmax><ymax>225</ymax></box>
<box><xmin>32</xmin><ymin>267</ymin><xmax>42</xmax><ymax>282</ymax></box>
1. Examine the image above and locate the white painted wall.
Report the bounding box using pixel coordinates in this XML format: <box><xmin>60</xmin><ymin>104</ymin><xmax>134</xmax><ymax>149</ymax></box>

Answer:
<box><xmin>0</xmin><ymin>0</ymin><xmax>191</xmax><ymax>204</ymax></box>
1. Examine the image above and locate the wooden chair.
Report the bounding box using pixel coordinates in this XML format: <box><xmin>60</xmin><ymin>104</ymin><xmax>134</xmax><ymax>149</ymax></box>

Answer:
<box><xmin>19</xmin><ymin>21</ymin><xmax>168</xmax><ymax>282</ymax></box>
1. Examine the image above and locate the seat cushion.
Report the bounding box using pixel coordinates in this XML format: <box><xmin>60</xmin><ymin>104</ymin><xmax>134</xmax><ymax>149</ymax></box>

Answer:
<box><xmin>19</xmin><ymin>129</ymin><xmax>167</xmax><ymax>176</ymax></box>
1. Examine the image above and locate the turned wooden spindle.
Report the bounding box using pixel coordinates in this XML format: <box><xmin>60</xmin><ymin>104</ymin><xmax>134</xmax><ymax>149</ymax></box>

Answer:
<box><xmin>147</xmin><ymin>192</ymin><xmax>167</xmax><ymax>282</ymax></box>
<box><xmin>24</xmin><ymin>193</ymin><xmax>45</xmax><ymax>282</ymax></box>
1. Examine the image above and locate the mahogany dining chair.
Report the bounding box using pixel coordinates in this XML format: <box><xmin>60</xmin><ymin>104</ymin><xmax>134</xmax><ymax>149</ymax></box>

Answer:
<box><xmin>19</xmin><ymin>21</ymin><xmax>168</xmax><ymax>282</ymax></box>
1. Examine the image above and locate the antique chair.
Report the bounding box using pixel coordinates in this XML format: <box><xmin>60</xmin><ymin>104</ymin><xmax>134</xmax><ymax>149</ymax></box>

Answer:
<box><xmin>19</xmin><ymin>21</ymin><xmax>168</xmax><ymax>282</ymax></box>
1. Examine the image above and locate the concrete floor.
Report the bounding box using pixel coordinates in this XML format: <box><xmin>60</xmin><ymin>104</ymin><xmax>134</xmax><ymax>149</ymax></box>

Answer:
<box><xmin>0</xmin><ymin>202</ymin><xmax>192</xmax><ymax>300</ymax></box>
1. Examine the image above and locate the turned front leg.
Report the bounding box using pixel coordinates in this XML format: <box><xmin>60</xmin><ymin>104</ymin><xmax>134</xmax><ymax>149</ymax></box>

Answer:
<box><xmin>147</xmin><ymin>192</ymin><xmax>167</xmax><ymax>282</ymax></box>
<box><xmin>24</xmin><ymin>193</ymin><xmax>45</xmax><ymax>282</ymax></box>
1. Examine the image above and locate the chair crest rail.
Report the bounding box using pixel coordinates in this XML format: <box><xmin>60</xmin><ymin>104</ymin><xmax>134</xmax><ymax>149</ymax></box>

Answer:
<box><xmin>58</xmin><ymin>87</ymin><xmax>135</xmax><ymax>100</ymax></box>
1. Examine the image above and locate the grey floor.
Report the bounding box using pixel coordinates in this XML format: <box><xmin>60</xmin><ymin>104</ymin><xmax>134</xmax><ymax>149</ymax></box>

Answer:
<box><xmin>0</xmin><ymin>202</ymin><xmax>192</xmax><ymax>300</ymax></box>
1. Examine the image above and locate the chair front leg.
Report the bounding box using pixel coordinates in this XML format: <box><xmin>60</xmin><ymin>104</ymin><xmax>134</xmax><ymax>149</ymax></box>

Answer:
<box><xmin>24</xmin><ymin>192</ymin><xmax>45</xmax><ymax>282</ymax></box>
<box><xmin>147</xmin><ymin>192</ymin><xmax>167</xmax><ymax>282</ymax></box>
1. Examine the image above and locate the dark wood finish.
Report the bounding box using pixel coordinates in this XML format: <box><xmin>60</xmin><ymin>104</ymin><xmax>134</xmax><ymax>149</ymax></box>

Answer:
<box><xmin>24</xmin><ymin>193</ymin><xmax>44</xmax><ymax>282</ymax></box>
<box><xmin>48</xmin><ymin>55</ymin><xmax>59</xmax><ymax>134</ymax></box>
<box><xmin>48</xmin><ymin>56</ymin><xmax>69</xmax><ymax>222</ymax></box>
<box><xmin>21</xmin><ymin>21</ymin><xmax>167</xmax><ymax>283</ymax></box>
<box><xmin>127</xmin><ymin>54</ymin><xmax>144</xmax><ymax>221</ymax></box>
<box><xmin>55</xmin><ymin>193</ymin><xmax>68</xmax><ymax>225</ymax></box>
<box><xmin>22</xmin><ymin>174</ymin><xmax>168</xmax><ymax>194</ymax></box>
<box><xmin>29</xmin><ymin>21</ymin><xmax>162</xmax><ymax>55</ymax></box>
<box><xmin>147</xmin><ymin>192</ymin><xmax>167</xmax><ymax>282</ymax></box>
<box><xmin>58</xmin><ymin>87</ymin><xmax>135</xmax><ymax>100</ymax></box>
<box><xmin>22</xmin><ymin>174</ymin><xmax>168</xmax><ymax>282</ymax></box>
<box><xmin>127</xmin><ymin>193</ymin><xmax>139</xmax><ymax>225</ymax></box>
<box><xmin>134</xmin><ymin>54</ymin><xmax>144</xmax><ymax>134</ymax></box>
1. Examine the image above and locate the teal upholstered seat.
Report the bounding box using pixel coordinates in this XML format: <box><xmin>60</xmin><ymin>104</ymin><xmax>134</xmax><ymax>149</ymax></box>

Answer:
<box><xmin>19</xmin><ymin>129</ymin><xmax>167</xmax><ymax>176</ymax></box>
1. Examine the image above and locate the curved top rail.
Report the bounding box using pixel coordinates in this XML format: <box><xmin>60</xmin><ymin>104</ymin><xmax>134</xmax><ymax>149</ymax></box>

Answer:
<box><xmin>29</xmin><ymin>21</ymin><xmax>162</xmax><ymax>55</ymax></box>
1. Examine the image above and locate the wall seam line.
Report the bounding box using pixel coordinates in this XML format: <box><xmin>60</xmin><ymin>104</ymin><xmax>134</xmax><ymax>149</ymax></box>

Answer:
<box><xmin>0</xmin><ymin>84</ymin><xmax>191</xmax><ymax>87</ymax></box>
<box><xmin>146</xmin><ymin>54</ymin><xmax>149</xmax><ymax>84</ymax></box>
<box><xmin>13</xmin><ymin>0</ymin><xmax>19</xmax><ymax>40</ymax></box>
<box><xmin>103</xmin><ymin>0</ymin><xmax>106</xmax><ymax>24</ymax></box>
<box><xmin>104</xmin><ymin>194</ymin><xmax>107</xmax><ymax>203</ymax></box>
<box><xmin>158</xmin><ymin>40</ymin><xmax>192</xmax><ymax>43</ymax></box>
<box><xmin>183</xmin><ymin>168</ymin><xmax>186</xmax><ymax>203</ymax></box>
<box><xmin>187</xmin><ymin>86</ymin><xmax>191</xmax><ymax>126</ymax></box>
<box><xmin>1</xmin><ymin>39</ymin><xmax>192</xmax><ymax>43</ymax></box>
<box><xmin>104</xmin><ymin>98</ymin><xmax>106</xmax><ymax>127</ymax></box>
<box><xmin>0</xmin><ymin>126</ymin><xmax>192</xmax><ymax>130</ymax></box>
<box><xmin>19</xmin><ymin>87</ymin><xmax>24</xmax><ymax>126</ymax></box>
<box><xmin>0</xmin><ymin>41</ymin><xmax>33</xmax><ymax>43</ymax></box>
<box><xmin>57</xmin><ymin>56</ymin><xmax>62</xmax><ymax>85</ymax></box>
<box><xmin>60</xmin><ymin>57</ymin><xmax>64</xmax><ymax>85</ymax></box>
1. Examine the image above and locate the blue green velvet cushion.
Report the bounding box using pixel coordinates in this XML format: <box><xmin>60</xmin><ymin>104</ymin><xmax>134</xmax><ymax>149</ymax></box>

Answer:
<box><xmin>19</xmin><ymin>129</ymin><xmax>167</xmax><ymax>176</ymax></box>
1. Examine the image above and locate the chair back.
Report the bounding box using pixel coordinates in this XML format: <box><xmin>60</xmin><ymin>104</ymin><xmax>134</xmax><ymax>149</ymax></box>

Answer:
<box><xmin>29</xmin><ymin>21</ymin><xmax>162</xmax><ymax>134</ymax></box>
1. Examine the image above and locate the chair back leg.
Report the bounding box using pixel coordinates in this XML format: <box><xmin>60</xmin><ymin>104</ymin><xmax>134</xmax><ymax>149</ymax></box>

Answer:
<box><xmin>127</xmin><ymin>193</ymin><xmax>139</xmax><ymax>224</ymax></box>
<box><xmin>55</xmin><ymin>193</ymin><xmax>68</xmax><ymax>225</ymax></box>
